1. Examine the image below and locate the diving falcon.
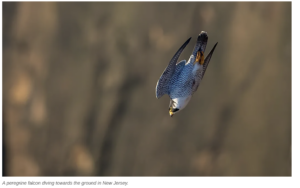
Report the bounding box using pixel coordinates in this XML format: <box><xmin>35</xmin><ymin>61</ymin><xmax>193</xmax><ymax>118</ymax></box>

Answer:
<box><xmin>155</xmin><ymin>31</ymin><xmax>218</xmax><ymax>117</ymax></box>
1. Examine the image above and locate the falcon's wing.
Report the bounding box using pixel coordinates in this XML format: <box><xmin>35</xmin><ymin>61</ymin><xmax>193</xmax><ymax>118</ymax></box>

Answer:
<box><xmin>155</xmin><ymin>37</ymin><xmax>191</xmax><ymax>99</ymax></box>
<box><xmin>169</xmin><ymin>60</ymin><xmax>186</xmax><ymax>86</ymax></box>
<box><xmin>174</xmin><ymin>60</ymin><xmax>186</xmax><ymax>76</ymax></box>
<box><xmin>201</xmin><ymin>42</ymin><xmax>218</xmax><ymax>80</ymax></box>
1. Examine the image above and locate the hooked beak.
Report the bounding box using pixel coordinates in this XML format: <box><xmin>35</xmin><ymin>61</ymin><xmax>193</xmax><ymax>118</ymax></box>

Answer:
<box><xmin>169</xmin><ymin>111</ymin><xmax>174</xmax><ymax>117</ymax></box>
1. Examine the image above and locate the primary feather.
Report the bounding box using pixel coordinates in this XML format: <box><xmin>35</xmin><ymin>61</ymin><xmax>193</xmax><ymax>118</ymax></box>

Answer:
<box><xmin>155</xmin><ymin>37</ymin><xmax>191</xmax><ymax>99</ymax></box>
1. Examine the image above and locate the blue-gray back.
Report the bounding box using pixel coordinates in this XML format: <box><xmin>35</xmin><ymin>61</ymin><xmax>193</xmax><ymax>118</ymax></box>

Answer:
<box><xmin>169</xmin><ymin>55</ymin><xmax>195</xmax><ymax>98</ymax></box>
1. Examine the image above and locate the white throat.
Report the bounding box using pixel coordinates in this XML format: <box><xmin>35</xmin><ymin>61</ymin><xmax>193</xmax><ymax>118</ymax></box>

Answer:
<box><xmin>172</xmin><ymin>96</ymin><xmax>192</xmax><ymax>112</ymax></box>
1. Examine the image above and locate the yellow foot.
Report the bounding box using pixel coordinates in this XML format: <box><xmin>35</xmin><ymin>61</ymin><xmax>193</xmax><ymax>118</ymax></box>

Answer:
<box><xmin>194</xmin><ymin>51</ymin><xmax>205</xmax><ymax>65</ymax></box>
<box><xmin>196</xmin><ymin>51</ymin><xmax>201</xmax><ymax>62</ymax></box>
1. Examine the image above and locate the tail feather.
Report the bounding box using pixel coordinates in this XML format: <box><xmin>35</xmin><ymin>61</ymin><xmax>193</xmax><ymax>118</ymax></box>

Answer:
<box><xmin>192</xmin><ymin>31</ymin><xmax>208</xmax><ymax>58</ymax></box>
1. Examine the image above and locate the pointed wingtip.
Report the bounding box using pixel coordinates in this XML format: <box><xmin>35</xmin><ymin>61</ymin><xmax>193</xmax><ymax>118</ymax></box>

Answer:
<box><xmin>208</xmin><ymin>42</ymin><xmax>218</xmax><ymax>55</ymax></box>
<box><xmin>180</xmin><ymin>37</ymin><xmax>192</xmax><ymax>49</ymax></box>
<box><xmin>186</xmin><ymin>37</ymin><xmax>192</xmax><ymax>44</ymax></box>
<box><xmin>212</xmin><ymin>42</ymin><xmax>218</xmax><ymax>49</ymax></box>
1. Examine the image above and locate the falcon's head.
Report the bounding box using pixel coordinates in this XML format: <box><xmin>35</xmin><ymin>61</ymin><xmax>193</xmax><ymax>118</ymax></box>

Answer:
<box><xmin>168</xmin><ymin>96</ymin><xmax>192</xmax><ymax>117</ymax></box>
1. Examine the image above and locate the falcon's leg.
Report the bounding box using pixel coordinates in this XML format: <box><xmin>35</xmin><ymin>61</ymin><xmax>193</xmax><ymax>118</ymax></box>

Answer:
<box><xmin>194</xmin><ymin>51</ymin><xmax>205</xmax><ymax>65</ymax></box>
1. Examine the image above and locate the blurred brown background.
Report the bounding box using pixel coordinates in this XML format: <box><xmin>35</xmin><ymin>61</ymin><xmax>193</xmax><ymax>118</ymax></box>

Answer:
<box><xmin>3</xmin><ymin>2</ymin><xmax>291</xmax><ymax>176</ymax></box>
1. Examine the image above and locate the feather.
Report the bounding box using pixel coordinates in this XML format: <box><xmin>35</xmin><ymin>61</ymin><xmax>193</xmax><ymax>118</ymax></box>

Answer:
<box><xmin>201</xmin><ymin>42</ymin><xmax>218</xmax><ymax>80</ymax></box>
<box><xmin>155</xmin><ymin>37</ymin><xmax>191</xmax><ymax>99</ymax></box>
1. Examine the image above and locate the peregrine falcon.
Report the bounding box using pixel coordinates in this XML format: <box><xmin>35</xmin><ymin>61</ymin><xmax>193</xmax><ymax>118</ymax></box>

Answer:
<box><xmin>155</xmin><ymin>31</ymin><xmax>218</xmax><ymax>117</ymax></box>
